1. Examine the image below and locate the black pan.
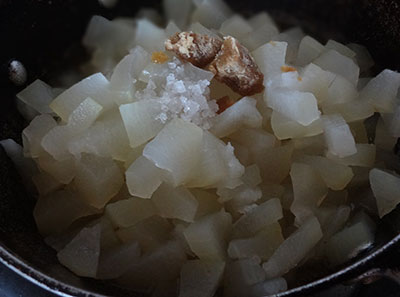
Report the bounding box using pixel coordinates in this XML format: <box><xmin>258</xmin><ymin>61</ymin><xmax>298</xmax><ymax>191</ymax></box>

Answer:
<box><xmin>1</xmin><ymin>0</ymin><xmax>400</xmax><ymax>296</ymax></box>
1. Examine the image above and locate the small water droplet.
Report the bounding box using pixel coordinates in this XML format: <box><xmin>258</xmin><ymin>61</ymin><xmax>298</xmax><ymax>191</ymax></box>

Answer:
<box><xmin>8</xmin><ymin>60</ymin><xmax>27</xmax><ymax>86</ymax></box>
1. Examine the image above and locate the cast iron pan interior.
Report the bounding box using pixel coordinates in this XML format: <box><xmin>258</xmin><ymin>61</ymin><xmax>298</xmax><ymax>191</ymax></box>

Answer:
<box><xmin>1</xmin><ymin>0</ymin><xmax>400</xmax><ymax>296</ymax></box>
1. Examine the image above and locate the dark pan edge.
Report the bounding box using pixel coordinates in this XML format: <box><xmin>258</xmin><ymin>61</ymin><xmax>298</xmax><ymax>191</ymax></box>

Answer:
<box><xmin>1</xmin><ymin>232</ymin><xmax>400</xmax><ymax>297</ymax></box>
<box><xmin>274</xmin><ymin>233</ymin><xmax>400</xmax><ymax>297</ymax></box>
<box><xmin>0</xmin><ymin>243</ymin><xmax>107</xmax><ymax>297</ymax></box>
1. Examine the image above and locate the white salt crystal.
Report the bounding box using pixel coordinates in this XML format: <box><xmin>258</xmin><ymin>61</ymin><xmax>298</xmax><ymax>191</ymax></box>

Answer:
<box><xmin>136</xmin><ymin>58</ymin><xmax>217</xmax><ymax>129</ymax></box>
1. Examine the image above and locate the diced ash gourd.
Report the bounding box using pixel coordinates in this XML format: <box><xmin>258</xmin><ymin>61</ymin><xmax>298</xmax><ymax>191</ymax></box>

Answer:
<box><xmin>8</xmin><ymin>0</ymin><xmax>400</xmax><ymax>295</ymax></box>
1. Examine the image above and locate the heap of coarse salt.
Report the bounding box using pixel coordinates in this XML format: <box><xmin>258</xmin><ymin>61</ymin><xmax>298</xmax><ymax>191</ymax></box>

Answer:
<box><xmin>136</xmin><ymin>57</ymin><xmax>218</xmax><ymax>129</ymax></box>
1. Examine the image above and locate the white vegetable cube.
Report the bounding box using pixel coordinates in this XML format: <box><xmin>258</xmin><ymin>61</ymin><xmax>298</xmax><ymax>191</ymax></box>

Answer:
<box><xmin>57</xmin><ymin>224</ymin><xmax>101</xmax><ymax>278</ymax></box>
<box><xmin>133</xmin><ymin>19</ymin><xmax>167</xmax><ymax>52</ymax></box>
<box><xmin>165</xmin><ymin>21</ymin><xmax>181</xmax><ymax>36</ymax></box>
<box><xmin>120</xmin><ymin>100</ymin><xmax>164</xmax><ymax>149</ymax></box>
<box><xmin>33</xmin><ymin>189</ymin><xmax>98</xmax><ymax>236</ymax></box>
<box><xmin>248</xmin><ymin>278</ymin><xmax>288</xmax><ymax>297</ymax></box>
<box><xmin>136</xmin><ymin>8</ymin><xmax>163</xmax><ymax>25</ymax></box>
<box><xmin>191</xmin><ymin>0</ymin><xmax>232</xmax><ymax>29</ymax></box>
<box><xmin>290</xmin><ymin>163</ymin><xmax>328</xmax><ymax>224</ymax></box>
<box><xmin>17</xmin><ymin>99</ymin><xmax>39</xmax><ymax>121</ymax></box>
<box><xmin>322</xmin><ymin>114</ymin><xmax>357</xmax><ymax>157</ymax></box>
<box><xmin>219</xmin><ymin>15</ymin><xmax>253</xmax><ymax>39</ymax></box>
<box><xmin>50</xmin><ymin>73</ymin><xmax>113</xmax><ymax>122</ymax></box>
<box><xmin>325</xmin><ymin>220</ymin><xmax>375</xmax><ymax>265</ymax></box>
<box><xmin>41</xmin><ymin>125</ymin><xmax>72</xmax><ymax>161</ymax></box>
<box><xmin>262</xmin><ymin>216</ymin><xmax>323</xmax><ymax>278</ymax></box>
<box><xmin>16</xmin><ymin>79</ymin><xmax>54</xmax><ymax>114</ymax></box>
<box><xmin>42</xmin><ymin>97</ymin><xmax>103</xmax><ymax>161</ymax></box>
<box><xmin>22</xmin><ymin>114</ymin><xmax>57</xmax><ymax>158</ymax></box>
<box><xmin>252</xmin><ymin>41</ymin><xmax>287</xmax><ymax>80</ymax></box>
<box><xmin>327</xmin><ymin>75</ymin><xmax>358</xmax><ymax>104</ymax></box>
<box><xmin>118</xmin><ymin>240</ymin><xmax>187</xmax><ymax>288</ymax></box>
<box><xmin>116</xmin><ymin>216</ymin><xmax>172</xmax><ymax>252</ymax></box>
<box><xmin>188</xmin><ymin>22</ymin><xmax>221</xmax><ymax>39</ymax></box>
<box><xmin>217</xmin><ymin>142</ymin><xmax>245</xmax><ymax>190</ymax></box>
<box><xmin>232</xmin><ymin>198</ymin><xmax>283</xmax><ymax>239</ymax></box>
<box><xmin>271</xmin><ymin>111</ymin><xmax>323</xmax><ymax>140</ymax></box>
<box><xmin>230</xmin><ymin>128</ymin><xmax>276</xmax><ymax>157</ymax></box>
<box><xmin>152</xmin><ymin>183</ymin><xmax>199</xmax><ymax>222</ymax></box>
<box><xmin>110</xmin><ymin>46</ymin><xmax>150</xmax><ymax>102</ymax></box>
<box><xmin>36</xmin><ymin>153</ymin><xmax>76</xmax><ymax>184</ymax></box>
<box><xmin>163</xmin><ymin>0</ymin><xmax>192</xmax><ymax>29</ymax></box>
<box><xmin>326</xmin><ymin>144</ymin><xmax>376</xmax><ymax>167</ymax></box>
<box><xmin>125</xmin><ymin>156</ymin><xmax>165</xmax><ymax>199</ymax></box>
<box><xmin>186</xmin><ymin>131</ymin><xmax>229</xmax><ymax>188</ymax></box>
<box><xmin>191</xmin><ymin>189</ymin><xmax>221</xmax><ymax>219</ymax></box>
<box><xmin>179</xmin><ymin>260</ymin><xmax>225</xmax><ymax>297</ymax></box>
<box><xmin>210</xmin><ymin>97</ymin><xmax>262</xmax><ymax>138</ymax></box>
<box><xmin>67</xmin><ymin>97</ymin><xmax>103</xmax><ymax>129</ymax></box>
<box><xmin>295</xmin><ymin>36</ymin><xmax>325</xmax><ymax>66</ymax></box>
<box><xmin>241</xmin><ymin>164</ymin><xmax>262</xmax><ymax>187</ymax></box>
<box><xmin>143</xmin><ymin>118</ymin><xmax>203</xmax><ymax>186</ymax></box>
<box><xmin>318</xmin><ymin>205</ymin><xmax>351</xmax><ymax>239</ymax></box>
<box><xmin>228</xmin><ymin>222</ymin><xmax>283</xmax><ymax>261</ymax></box>
<box><xmin>255</xmin><ymin>143</ymin><xmax>294</xmax><ymax>183</ymax></box>
<box><xmin>248</xmin><ymin>11</ymin><xmax>276</xmax><ymax>29</ymax></box>
<box><xmin>266</xmin><ymin>89</ymin><xmax>320</xmax><ymax>126</ymax></box>
<box><xmin>321</xmin><ymin>99</ymin><xmax>374</xmax><ymax>123</ymax></box>
<box><xmin>292</xmin><ymin>63</ymin><xmax>336</xmax><ymax>102</ymax></box>
<box><xmin>313</xmin><ymin>50</ymin><xmax>360</xmax><ymax>86</ymax></box>
<box><xmin>83</xmin><ymin>15</ymin><xmax>134</xmax><ymax>55</ymax></box>
<box><xmin>68</xmin><ymin>111</ymin><xmax>131</xmax><ymax>161</ymax></box>
<box><xmin>105</xmin><ymin>198</ymin><xmax>156</xmax><ymax>228</ymax></box>
<box><xmin>275</xmin><ymin>27</ymin><xmax>305</xmax><ymax>64</ymax></box>
<box><xmin>189</xmin><ymin>132</ymin><xmax>244</xmax><ymax>189</ymax></box>
<box><xmin>97</xmin><ymin>241</ymin><xmax>141</xmax><ymax>279</ymax></box>
<box><xmin>184</xmin><ymin>211</ymin><xmax>232</xmax><ymax>261</ymax></box>
<box><xmin>298</xmin><ymin>155</ymin><xmax>354</xmax><ymax>190</ymax></box>
<box><xmin>74</xmin><ymin>154</ymin><xmax>124</xmax><ymax>209</ymax></box>
<box><xmin>347</xmin><ymin>43</ymin><xmax>374</xmax><ymax>73</ymax></box>
<box><xmin>222</xmin><ymin>184</ymin><xmax>262</xmax><ymax>215</ymax></box>
<box><xmin>224</xmin><ymin>258</ymin><xmax>266</xmax><ymax>297</ymax></box>
<box><xmin>359</xmin><ymin>69</ymin><xmax>400</xmax><ymax>113</ymax></box>
<box><xmin>241</xmin><ymin>23</ymin><xmax>279</xmax><ymax>51</ymax></box>
<box><xmin>226</xmin><ymin>258</ymin><xmax>266</xmax><ymax>287</ymax></box>
<box><xmin>370</xmin><ymin>169</ymin><xmax>400</xmax><ymax>218</ymax></box>
<box><xmin>325</xmin><ymin>40</ymin><xmax>356</xmax><ymax>58</ymax></box>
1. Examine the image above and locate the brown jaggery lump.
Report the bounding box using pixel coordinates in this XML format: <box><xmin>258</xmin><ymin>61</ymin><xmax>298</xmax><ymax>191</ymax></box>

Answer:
<box><xmin>208</xmin><ymin>36</ymin><xmax>264</xmax><ymax>96</ymax></box>
<box><xmin>165</xmin><ymin>32</ymin><xmax>223</xmax><ymax>68</ymax></box>
<box><xmin>216</xmin><ymin>96</ymin><xmax>235</xmax><ymax>114</ymax></box>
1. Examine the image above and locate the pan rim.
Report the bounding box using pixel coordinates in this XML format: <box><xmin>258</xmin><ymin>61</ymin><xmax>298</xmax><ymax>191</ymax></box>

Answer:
<box><xmin>1</xmin><ymin>231</ymin><xmax>400</xmax><ymax>297</ymax></box>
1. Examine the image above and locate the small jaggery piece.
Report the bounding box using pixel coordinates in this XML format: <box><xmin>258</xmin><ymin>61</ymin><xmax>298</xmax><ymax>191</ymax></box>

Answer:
<box><xmin>165</xmin><ymin>32</ymin><xmax>223</xmax><ymax>68</ymax></box>
<box><xmin>151</xmin><ymin>51</ymin><xmax>169</xmax><ymax>64</ymax></box>
<box><xmin>281</xmin><ymin>65</ymin><xmax>297</xmax><ymax>72</ymax></box>
<box><xmin>209</xmin><ymin>36</ymin><xmax>264</xmax><ymax>96</ymax></box>
<box><xmin>216</xmin><ymin>96</ymin><xmax>235</xmax><ymax>114</ymax></box>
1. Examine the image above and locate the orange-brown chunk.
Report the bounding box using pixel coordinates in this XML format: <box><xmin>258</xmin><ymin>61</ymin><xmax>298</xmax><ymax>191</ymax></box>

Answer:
<box><xmin>165</xmin><ymin>32</ymin><xmax>223</xmax><ymax>68</ymax></box>
<box><xmin>281</xmin><ymin>65</ymin><xmax>297</xmax><ymax>72</ymax></box>
<box><xmin>151</xmin><ymin>51</ymin><xmax>169</xmax><ymax>64</ymax></box>
<box><xmin>208</xmin><ymin>36</ymin><xmax>264</xmax><ymax>96</ymax></box>
<box><xmin>216</xmin><ymin>96</ymin><xmax>235</xmax><ymax>114</ymax></box>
